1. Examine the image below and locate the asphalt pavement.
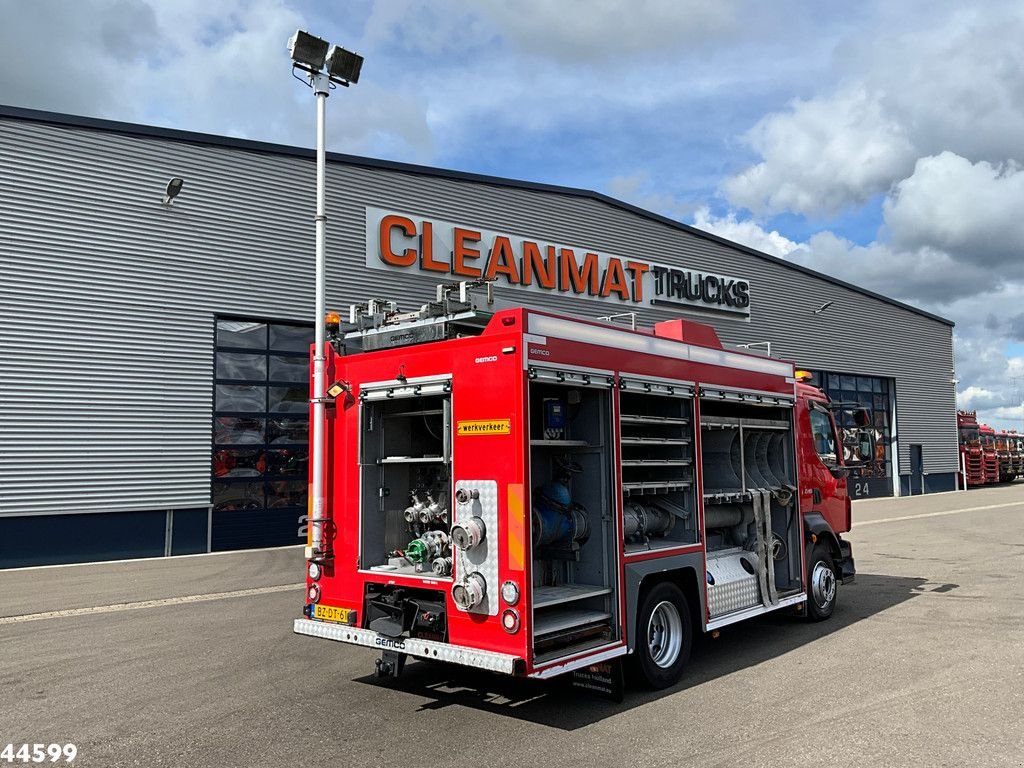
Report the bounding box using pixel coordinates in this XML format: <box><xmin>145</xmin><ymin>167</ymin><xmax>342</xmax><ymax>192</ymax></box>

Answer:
<box><xmin>2</xmin><ymin>483</ymin><xmax>1022</xmax><ymax>768</ymax></box>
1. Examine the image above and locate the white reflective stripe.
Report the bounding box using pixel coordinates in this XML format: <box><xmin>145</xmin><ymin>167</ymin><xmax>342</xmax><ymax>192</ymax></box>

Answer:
<box><xmin>293</xmin><ymin>619</ymin><xmax>520</xmax><ymax>674</ymax></box>
<box><xmin>704</xmin><ymin>592</ymin><xmax>806</xmax><ymax>631</ymax></box>
<box><xmin>527</xmin><ymin>315</ymin><xmax>793</xmax><ymax>378</ymax></box>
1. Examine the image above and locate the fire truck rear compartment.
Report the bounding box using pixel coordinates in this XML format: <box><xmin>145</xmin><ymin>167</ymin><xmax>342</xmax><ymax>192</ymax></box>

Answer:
<box><xmin>528</xmin><ymin>379</ymin><xmax>620</xmax><ymax>663</ymax></box>
<box><xmin>618</xmin><ymin>386</ymin><xmax>698</xmax><ymax>552</ymax></box>
<box><xmin>699</xmin><ymin>396</ymin><xmax>804</xmax><ymax>619</ymax></box>
<box><xmin>359</xmin><ymin>389</ymin><xmax>453</xmax><ymax>578</ymax></box>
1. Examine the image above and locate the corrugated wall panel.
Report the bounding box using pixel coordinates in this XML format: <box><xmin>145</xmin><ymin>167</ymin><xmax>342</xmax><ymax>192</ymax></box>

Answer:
<box><xmin>0</xmin><ymin>116</ymin><xmax>959</xmax><ymax>519</ymax></box>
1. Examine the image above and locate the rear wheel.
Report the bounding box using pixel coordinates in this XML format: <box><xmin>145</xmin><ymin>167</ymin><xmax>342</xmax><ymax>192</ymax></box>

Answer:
<box><xmin>806</xmin><ymin>544</ymin><xmax>837</xmax><ymax>621</ymax></box>
<box><xmin>632</xmin><ymin>581</ymin><xmax>692</xmax><ymax>689</ymax></box>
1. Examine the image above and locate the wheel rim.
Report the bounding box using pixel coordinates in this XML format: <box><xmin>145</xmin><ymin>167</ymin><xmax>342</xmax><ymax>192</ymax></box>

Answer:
<box><xmin>646</xmin><ymin>600</ymin><xmax>683</xmax><ymax>668</ymax></box>
<box><xmin>811</xmin><ymin>560</ymin><xmax>836</xmax><ymax>609</ymax></box>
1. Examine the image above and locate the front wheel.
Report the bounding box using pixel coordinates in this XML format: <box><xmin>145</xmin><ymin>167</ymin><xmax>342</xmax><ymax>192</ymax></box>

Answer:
<box><xmin>806</xmin><ymin>544</ymin><xmax>837</xmax><ymax>621</ymax></box>
<box><xmin>632</xmin><ymin>582</ymin><xmax>692</xmax><ymax>689</ymax></box>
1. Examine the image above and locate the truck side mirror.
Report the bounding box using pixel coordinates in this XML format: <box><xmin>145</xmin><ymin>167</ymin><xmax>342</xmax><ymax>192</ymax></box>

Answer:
<box><xmin>854</xmin><ymin>408</ymin><xmax>870</xmax><ymax>427</ymax></box>
<box><xmin>855</xmin><ymin>429</ymin><xmax>876</xmax><ymax>464</ymax></box>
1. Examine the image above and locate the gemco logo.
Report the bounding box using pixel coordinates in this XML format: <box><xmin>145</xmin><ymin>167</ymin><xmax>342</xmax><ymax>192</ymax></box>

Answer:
<box><xmin>364</xmin><ymin>207</ymin><xmax>751</xmax><ymax>317</ymax></box>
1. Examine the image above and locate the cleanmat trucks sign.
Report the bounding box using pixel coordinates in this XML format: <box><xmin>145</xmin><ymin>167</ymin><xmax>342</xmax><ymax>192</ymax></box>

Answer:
<box><xmin>364</xmin><ymin>207</ymin><xmax>751</xmax><ymax>318</ymax></box>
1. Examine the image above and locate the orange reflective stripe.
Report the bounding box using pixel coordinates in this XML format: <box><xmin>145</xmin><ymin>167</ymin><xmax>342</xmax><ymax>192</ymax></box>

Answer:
<box><xmin>507</xmin><ymin>483</ymin><xmax>525</xmax><ymax>571</ymax></box>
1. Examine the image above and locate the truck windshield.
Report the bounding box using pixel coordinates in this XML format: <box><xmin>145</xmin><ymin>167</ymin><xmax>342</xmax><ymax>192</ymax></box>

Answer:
<box><xmin>959</xmin><ymin>427</ymin><xmax>979</xmax><ymax>442</ymax></box>
<box><xmin>809</xmin><ymin>406</ymin><xmax>837</xmax><ymax>463</ymax></box>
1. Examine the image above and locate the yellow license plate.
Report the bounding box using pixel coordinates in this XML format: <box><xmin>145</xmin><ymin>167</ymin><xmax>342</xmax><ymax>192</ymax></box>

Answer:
<box><xmin>313</xmin><ymin>604</ymin><xmax>353</xmax><ymax>624</ymax></box>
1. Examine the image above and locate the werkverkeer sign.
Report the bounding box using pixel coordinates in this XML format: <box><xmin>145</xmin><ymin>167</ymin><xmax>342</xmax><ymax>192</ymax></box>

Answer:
<box><xmin>364</xmin><ymin>207</ymin><xmax>751</xmax><ymax>318</ymax></box>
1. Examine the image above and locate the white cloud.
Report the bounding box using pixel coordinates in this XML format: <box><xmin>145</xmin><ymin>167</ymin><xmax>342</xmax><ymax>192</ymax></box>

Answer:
<box><xmin>690</xmin><ymin>207</ymin><xmax>799</xmax><ymax>258</ymax></box>
<box><xmin>957</xmin><ymin>386</ymin><xmax>1001</xmax><ymax>410</ymax></box>
<box><xmin>722</xmin><ymin>4</ymin><xmax>1024</xmax><ymax>217</ymax></box>
<box><xmin>722</xmin><ymin>87</ymin><xmax>915</xmax><ymax>216</ymax></box>
<box><xmin>883</xmin><ymin>152</ymin><xmax>1024</xmax><ymax>270</ymax></box>
<box><xmin>0</xmin><ymin>0</ymin><xmax>434</xmax><ymax>159</ymax></box>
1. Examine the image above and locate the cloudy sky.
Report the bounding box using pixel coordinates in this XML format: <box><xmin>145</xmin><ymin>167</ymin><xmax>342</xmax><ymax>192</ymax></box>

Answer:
<box><xmin>2</xmin><ymin>0</ymin><xmax>1023</xmax><ymax>429</ymax></box>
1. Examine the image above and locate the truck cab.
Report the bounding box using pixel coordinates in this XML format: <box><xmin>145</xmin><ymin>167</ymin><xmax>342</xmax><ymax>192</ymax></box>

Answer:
<box><xmin>793</xmin><ymin>378</ymin><xmax>871</xmax><ymax>600</ymax></box>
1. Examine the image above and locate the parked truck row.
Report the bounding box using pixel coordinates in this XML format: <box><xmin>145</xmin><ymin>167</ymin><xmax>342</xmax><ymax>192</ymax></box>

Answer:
<box><xmin>957</xmin><ymin>410</ymin><xmax>1023</xmax><ymax>487</ymax></box>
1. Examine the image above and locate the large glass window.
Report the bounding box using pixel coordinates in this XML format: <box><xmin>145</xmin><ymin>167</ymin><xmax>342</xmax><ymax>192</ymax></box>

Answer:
<box><xmin>212</xmin><ymin>318</ymin><xmax>311</xmax><ymax>550</ymax></box>
<box><xmin>805</xmin><ymin>370</ymin><xmax>894</xmax><ymax>498</ymax></box>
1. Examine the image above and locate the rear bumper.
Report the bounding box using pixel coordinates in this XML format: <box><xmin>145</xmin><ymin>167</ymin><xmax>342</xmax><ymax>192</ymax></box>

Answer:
<box><xmin>293</xmin><ymin>618</ymin><xmax>522</xmax><ymax>675</ymax></box>
<box><xmin>836</xmin><ymin>538</ymin><xmax>856</xmax><ymax>585</ymax></box>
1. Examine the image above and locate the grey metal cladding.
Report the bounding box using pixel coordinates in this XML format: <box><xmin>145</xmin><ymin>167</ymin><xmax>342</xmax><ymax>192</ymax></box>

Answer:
<box><xmin>0</xmin><ymin>116</ymin><xmax>958</xmax><ymax>517</ymax></box>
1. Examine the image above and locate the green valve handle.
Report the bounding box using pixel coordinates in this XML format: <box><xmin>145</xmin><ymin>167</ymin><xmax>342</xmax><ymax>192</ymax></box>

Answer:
<box><xmin>406</xmin><ymin>538</ymin><xmax>429</xmax><ymax>563</ymax></box>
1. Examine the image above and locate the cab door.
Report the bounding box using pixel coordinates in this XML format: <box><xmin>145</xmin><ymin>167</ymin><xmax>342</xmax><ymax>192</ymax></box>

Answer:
<box><xmin>798</xmin><ymin>398</ymin><xmax>849</xmax><ymax>534</ymax></box>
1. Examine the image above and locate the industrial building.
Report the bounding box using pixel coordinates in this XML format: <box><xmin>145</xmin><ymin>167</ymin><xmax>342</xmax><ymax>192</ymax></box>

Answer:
<box><xmin>0</xmin><ymin>105</ymin><xmax>959</xmax><ymax>568</ymax></box>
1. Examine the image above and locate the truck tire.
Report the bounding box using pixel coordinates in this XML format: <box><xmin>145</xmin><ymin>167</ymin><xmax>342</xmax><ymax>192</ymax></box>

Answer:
<box><xmin>632</xmin><ymin>581</ymin><xmax>692</xmax><ymax>689</ymax></box>
<box><xmin>806</xmin><ymin>543</ymin><xmax>837</xmax><ymax>621</ymax></box>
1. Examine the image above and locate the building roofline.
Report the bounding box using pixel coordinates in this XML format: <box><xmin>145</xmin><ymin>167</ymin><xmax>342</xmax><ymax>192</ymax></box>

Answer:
<box><xmin>0</xmin><ymin>103</ymin><xmax>954</xmax><ymax>327</ymax></box>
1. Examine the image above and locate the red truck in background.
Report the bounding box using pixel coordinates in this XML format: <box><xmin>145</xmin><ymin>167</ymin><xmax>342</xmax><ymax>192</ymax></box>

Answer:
<box><xmin>994</xmin><ymin>430</ymin><xmax>1022</xmax><ymax>483</ymax></box>
<box><xmin>958</xmin><ymin>411</ymin><xmax>986</xmax><ymax>487</ymax></box>
<box><xmin>957</xmin><ymin>410</ymin><xmax>1021</xmax><ymax>487</ymax></box>
<box><xmin>980</xmin><ymin>424</ymin><xmax>1000</xmax><ymax>484</ymax></box>
<box><xmin>293</xmin><ymin>285</ymin><xmax>875</xmax><ymax>690</ymax></box>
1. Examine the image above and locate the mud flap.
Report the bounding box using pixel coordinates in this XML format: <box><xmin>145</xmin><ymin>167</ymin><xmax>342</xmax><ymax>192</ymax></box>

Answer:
<box><xmin>570</xmin><ymin>658</ymin><xmax>625</xmax><ymax>702</ymax></box>
<box><xmin>836</xmin><ymin>539</ymin><xmax>856</xmax><ymax>585</ymax></box>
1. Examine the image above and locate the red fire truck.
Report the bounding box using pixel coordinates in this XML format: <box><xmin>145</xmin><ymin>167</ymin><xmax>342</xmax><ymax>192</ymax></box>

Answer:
<box><xmin>957</xmin><ymin>411</ymin><xmax>986</xmax><ymax>487</ymax></box>
<box><xmin>293</xmin><ymin>286</ymin><xmax>874</xmax><ymax>689</ymax></box>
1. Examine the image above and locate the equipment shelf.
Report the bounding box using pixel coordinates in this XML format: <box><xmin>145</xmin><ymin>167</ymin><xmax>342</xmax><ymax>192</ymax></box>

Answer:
<box><xmin>700</xmin><ymin>416</ymin><xmax>790</xmax><ymax>430</ymax></box>
<box><xmin>620</xmin><ymin>414</ymin><xmax>689</xmax><ymax>426</ymax></box>
<box><xmin>621</xmin><ymin>458</ymin><xmax>692</xmax><ymax>467</ymax></box>
<box><xmin>620</xmin><ymin>436</ymin><xmax>691</xmax><ymax>445</ymax></box>
<box><xmin>533</xmin><ymin>608</ymin><xmax>612</xmax><ymax>637</ymax></box>
<box><xmin>622</xmin><ymin>480</ymin><xmax>692</xmax><ymax>494</ymax></box>
<box><xmin>529</xmin><ymin>439</ymin><xmax>590</xmax><ymax>447</ymax></box>
<box><xmin>533</xmin><ymin>584</ymin><xmax>612</xmax><ymax>610</ymax></box>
